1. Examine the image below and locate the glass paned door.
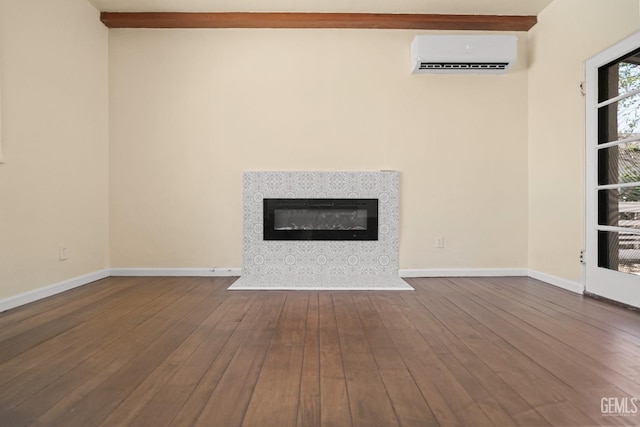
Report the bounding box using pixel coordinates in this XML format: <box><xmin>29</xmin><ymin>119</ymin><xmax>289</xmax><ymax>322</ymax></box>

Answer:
<box><xmin>586</xmin><ymin>32</ymin><xmax>640</xmax><ymax>308</ymax></box>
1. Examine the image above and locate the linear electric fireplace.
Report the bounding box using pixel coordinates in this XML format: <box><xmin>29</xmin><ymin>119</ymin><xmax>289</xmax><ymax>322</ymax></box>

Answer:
<box><xmin>263</xmin><ymin>198</ymin><xmax>378</xmax><ymax>241</ymax></box>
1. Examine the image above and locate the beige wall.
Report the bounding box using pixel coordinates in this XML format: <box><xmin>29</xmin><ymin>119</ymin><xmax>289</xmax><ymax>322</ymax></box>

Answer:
<box><xmin>528</xmin><ymin>0</ymin><xmax>640</xmax><ymax>283</ymax></box>
<box><xmin>0</xmin><ymin>0</ymin><xmax>109</xmax><ymax>299</ymax></box>
<box><xmin>109</xmin><ymin>29</ymin><xmax>529</xmax><ymax>270</ymax></box>
<box><xmin>11</xmin><ymin>0</ymin><xmax>634</xmax><ymax>299</ymax></box>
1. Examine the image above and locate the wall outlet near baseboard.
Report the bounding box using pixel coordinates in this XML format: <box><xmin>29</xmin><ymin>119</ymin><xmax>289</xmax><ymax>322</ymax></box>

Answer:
<box><xmin>436</xmin><ymin>237</ymin><xmax>445</xmax><ymax>248</ymax></box>
<box><xmin>59</xmin><ymin>244</ymin><xmax>69</xmax><ymax>261</ymax></box>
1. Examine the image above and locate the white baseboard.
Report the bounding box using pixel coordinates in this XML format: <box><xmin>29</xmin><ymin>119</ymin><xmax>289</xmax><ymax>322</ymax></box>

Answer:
<box><xmin>109</xmin><ymin>268</ymin><xmax>241</xmax><ymax>277</ymax></box>
<box><xmin>0</xmin><ymin>267</ymin><xmax>583</xmax><ymax>313</ymax></box>
<box><xmin>400</xmin><ymin>268</ymin><xmax>584</xmax><ymax>295</ymax></box>
<box><xmin>527</xmin><ymin>269</ymin><xmax>584</xmax><ymax>294</ymax></box>
<box><xmin>0</xmin><ymin>267</ymin><xmax>240</xmax><ymax>312</ymax></box>
<box><xmin>0</xmin><ymin>269</ymin><xmax>110</xmax><ymax>313</ymax></box>
<box><xmin>400</xmin><ymin>268</ymin><xmax>529</xmax><ymax>278</ymax></box>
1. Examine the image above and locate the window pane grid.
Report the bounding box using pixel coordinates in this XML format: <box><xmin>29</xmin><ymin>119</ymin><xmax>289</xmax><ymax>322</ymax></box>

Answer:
<box><xmin>597</xmin><ymin>182</ymin><xmax>640</xmax><ymax>190</ymax></box>
<box><xmin>598</xmin><ymin>140</ymin><xmax>640</xmax><ymax>186</ymax></box>
<box><xmin>597</xmin><ymin>86</ymin><xmax>640</xmax><ymax>107</ymax></box>
<box><xmin>596</xmin><ymin>134</ymin><xmax>640</xmax><ymax>149</ymax></box>
<box><xmin>598</xmin><ymin>230</ymin><xmax>640</xmax><ymax>274</ymax></box>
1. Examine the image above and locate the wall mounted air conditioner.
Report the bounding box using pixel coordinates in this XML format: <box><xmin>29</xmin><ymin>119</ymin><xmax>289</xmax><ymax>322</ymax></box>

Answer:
<box><xmin>410</xmin><ymin>35</ymin><xmax>517</xmax><ymax>74</ymax></box>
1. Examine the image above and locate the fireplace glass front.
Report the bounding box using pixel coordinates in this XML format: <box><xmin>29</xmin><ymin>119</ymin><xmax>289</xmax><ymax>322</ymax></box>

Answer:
<box><xmin>263</xmin><ymin>198</ymin><xmax>378</xmax><ymax>240</ymax></box>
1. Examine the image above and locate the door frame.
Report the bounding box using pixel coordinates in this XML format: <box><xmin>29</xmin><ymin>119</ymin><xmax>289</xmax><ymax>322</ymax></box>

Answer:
<box><xmin>585</xmin><ymin>30</ymin><xmax>640</xmax><ymax>308</ymax></box>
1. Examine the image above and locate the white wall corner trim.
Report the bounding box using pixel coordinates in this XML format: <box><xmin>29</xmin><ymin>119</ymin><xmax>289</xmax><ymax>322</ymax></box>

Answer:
<box><xmin>109</xmin><ymin>268</ymin><xmax>241</xmax><ymax>277</ymax></box>
<box><xmin>527</xmin><ymin>269</ymin><xmax>585</xmax><ymax>294</ymax></box>
<box><xmin>400</xmin><ymin>268</ymin><xmax>529</xmax><ymax>278</ymax></box>
<box><xmin>0</xmin><ymin>270</ymin><xmax>110</xmax><ymax>313</ymax></box>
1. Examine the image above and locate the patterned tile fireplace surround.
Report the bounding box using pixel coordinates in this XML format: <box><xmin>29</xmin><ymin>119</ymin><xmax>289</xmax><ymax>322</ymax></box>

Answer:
<box><xmin>228</xmin><ymin>171</ymin><xmax>412</xmax><ymax>290</ymax></box>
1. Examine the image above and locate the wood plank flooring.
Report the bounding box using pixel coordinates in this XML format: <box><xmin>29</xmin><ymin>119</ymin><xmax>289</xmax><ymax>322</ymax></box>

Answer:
<box><xmin>0</xmin><ymin>276</ymin><xmax>639</xmax><ymax>426</ymax></box>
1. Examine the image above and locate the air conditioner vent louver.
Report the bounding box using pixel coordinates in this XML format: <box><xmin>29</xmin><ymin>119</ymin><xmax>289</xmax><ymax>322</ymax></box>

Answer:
<box><xmin>418</xmin><ymin>62</ymin><xmax>509</xmax><ymax>71</ymax></box>
<box><xmin>411</xmin><ymin>35</ymin><xmax>517</xmax><ymax>74</ymax></box>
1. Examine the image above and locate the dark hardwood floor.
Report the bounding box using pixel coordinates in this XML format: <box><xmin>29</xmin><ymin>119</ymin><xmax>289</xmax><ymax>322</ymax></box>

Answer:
<box><xmin>0</xmin><ymin>276</ymin><xmax>639</xmax><ymax>426</ymax></box>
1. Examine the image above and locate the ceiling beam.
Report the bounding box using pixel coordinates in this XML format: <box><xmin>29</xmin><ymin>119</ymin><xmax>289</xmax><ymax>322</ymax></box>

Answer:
<box><xmin>100</xmin><ymin>12</ymin><xmax>536</xmax><ymax>31</ymax></box>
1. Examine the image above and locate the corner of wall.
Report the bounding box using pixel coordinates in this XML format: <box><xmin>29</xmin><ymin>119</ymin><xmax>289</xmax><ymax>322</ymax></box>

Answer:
<box><xmin>0</xmin><ymin>0</ymin><xmax>110</xmax><ymax>301</ymax></box>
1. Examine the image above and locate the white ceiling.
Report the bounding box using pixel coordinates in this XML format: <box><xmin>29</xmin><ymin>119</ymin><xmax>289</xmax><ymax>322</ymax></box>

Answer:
<box><xmin>88</xmin><ymin>0</ymin><xmax>553</xmax><ymax>15</ymax></box>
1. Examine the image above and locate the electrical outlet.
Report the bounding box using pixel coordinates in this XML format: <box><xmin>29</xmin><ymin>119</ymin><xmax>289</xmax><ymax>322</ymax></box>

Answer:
<box><xmin>59</xmin><ymin>244</ymin><xmax>69</xmax><ymax>261</ymax></box>
<box><xmin>436</xmin><ymin>237</ymin><xmax>445</xmax><ymax>248</ymax></box>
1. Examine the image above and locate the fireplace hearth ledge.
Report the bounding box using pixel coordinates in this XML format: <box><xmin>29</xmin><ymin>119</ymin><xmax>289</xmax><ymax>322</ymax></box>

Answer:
<box><xmin>228</xmin><ymin>274</ymin><xmax>412</xmax><ymax>290</ymax></box>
